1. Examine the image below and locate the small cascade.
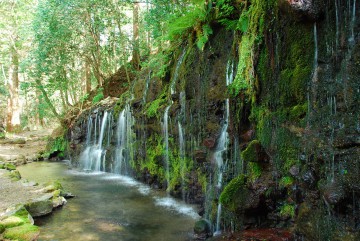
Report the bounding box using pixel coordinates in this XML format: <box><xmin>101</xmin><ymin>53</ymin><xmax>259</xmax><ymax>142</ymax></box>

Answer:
<box><xmin>226</xmin><ymin>59</ymin><xmax>235</xmax><ymax>86</ymax></box>
<box><xmin>214</xmin><ymin>99</ymin><xmax>230</xmax><ymax>235</ymax></box>
<box><xmin>162</xmin><ymin>105</ymin><xmax>171</xmax><ymax>193</ymax></box>
<box><xmin>115</xmin><ymin>104</ymin><xmax>135</xmax><ymax>175</ymax></box>
<box><xmin>312</xmin><ymin>23</ymin><xmax>318</xmax><ymax>84</ymax></box>
<box><xmin>349</xmin><ymin>0</ymin><xmax>356</xmax><ymax>45</ymax></box>
<box><xmin>142</xmin><ymin>71</ymin><xmax>151</xmax><ymax>104</ymax></box>
<box><xmin>178</xmin><ymin>121</ymin><xmax>186</xmax><ymax>200</ymax></box>
<box><xmin>80</xmin><ymin>111</ymin><xmax>112</xmax><ymax>172</ymax></box>
<box><xmin>170</xmin><ymin>49</ymin><xmax>186</xmax><ymax>95</ymax></box>
<box><xmin>178</xmin><ymin>91</ymin><xmax>187</xmax><ymax>200</ymax></box>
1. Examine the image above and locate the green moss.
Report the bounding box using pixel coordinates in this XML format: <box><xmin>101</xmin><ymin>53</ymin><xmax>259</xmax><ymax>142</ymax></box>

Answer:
<box><xmin>279</xmin><ymin>176</ymin><xmax>294</xmax><ymax>189</ymax></box>
<box><xmin>280</xmin><ymin>203</ymin><xmax>295</xmax><ymax>219</ymax></box>
<box><xmin>0</xmin><ymin>216</ymin><xmax>25</xmax><ymax>228</ymax></box>
<box><xmin>219</xmin><ymin>175</ymin><xmax>247</xmax><ymax>212</ymax></box>
<box><xmin>8</xmin><ymin>170</ymin><xmax>21</xmax><ymax>181</ymax></box>
<box><xmin>3</xmin><ymin>224</ymin><xmax>40</xmax><ymax>241</ymax></box>
<box><xmin>247</xmin><ymin>162</ymin><xmax>261</xmax><ymax>182</ymax></box>
<box><xmin>4</xmin><ymin>163</ymin><xmax>16</xmax><ymax>171</ymax></box>
<box><xmin>241</xmin><ymin>140</ymin><xmax>260</xmax><ymax>163</ymax></box>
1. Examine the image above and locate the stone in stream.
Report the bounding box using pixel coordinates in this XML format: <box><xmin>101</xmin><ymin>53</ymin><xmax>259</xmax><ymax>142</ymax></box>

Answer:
<box><xmin>25</xmin><ymin>199</ymin><xmax>53</xmax><ymax>217</ymax></box>
<box><xmin>193</xmin><ymin>219</ymin><xmax>212</xmax><ymax>240</ymax></box>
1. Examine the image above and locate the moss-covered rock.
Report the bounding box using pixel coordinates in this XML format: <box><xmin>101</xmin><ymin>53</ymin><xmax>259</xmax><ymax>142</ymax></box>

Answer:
<box><xmin>3</xmin><ymin>223</ymin><xmax>40</xmax><ymax>241</ymax></box>
<box><xmin>25</xmin><ymin>200</ymin><xmax>53</xmax><ymax>217</ymax></box>
<box><xmin>8</xmin><ymin>170</ymin><xmax>21</xmax><ymax>181</ymax></box>
<box><xmin>219</xmin><ymin>175</ymin><xmax>247</xmax><ymax>212</ymax></box>
<box><xmin>0</xmin><ymin>216</ymin><xmax>26</xmax><ymax>228</ymax></box>
<box><xmin>4</xmin><ymin>163</ymin><xmax>16</xmax><ymax>171</ymax></box>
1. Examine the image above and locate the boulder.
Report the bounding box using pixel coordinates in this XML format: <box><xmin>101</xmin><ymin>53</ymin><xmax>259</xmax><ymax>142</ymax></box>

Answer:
<box><xmin>25</xmin><ymin>200</ymin><xmax>53</xmax><ymax>217</ymax></box>
<box><xmin>3</xmin><ymin>223</ymin><xmax>40</xmax><ymax>241</ymax></box>
<box><xmin>194</xmin><ymin>219</ymin><xmax>212</xmax><ymax>240</ymax></box>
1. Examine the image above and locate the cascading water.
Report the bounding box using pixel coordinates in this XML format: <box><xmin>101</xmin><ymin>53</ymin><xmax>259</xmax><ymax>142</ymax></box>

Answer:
<box><xmin>170</xmin><ymin>49</ymin><xmax>186</xmax><ymax>95</ymax></box>
<box><xmin>213</xmin><ymin>99</ymin><xmax>230</xmax><ymax>235</ymax></box>
<box><xmin>162</xmin><ymin>106</ymin><xmax>171</xmax><ymax>193</ymax></box>
<box><xmin>115</xmin><ymin>104</ymin><xmax>134</xmax><ymax>175</ymax></box>
<box><xmin>178</xmin><ymin>91</ymin><xmax>187</xmax><ymax>200</ymax></box>
<box><xmin>79</xmin><ymin>111</ymin><xmax>111</xmax><ymax>172</ymax></box>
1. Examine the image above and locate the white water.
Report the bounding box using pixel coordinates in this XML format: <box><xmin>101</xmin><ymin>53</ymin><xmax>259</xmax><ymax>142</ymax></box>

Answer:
<box><xmin>349</xmin><ymin>0</ymin><xmax>357</xmax><ymax>45</ymax></box>
<box><xmin>312</xmin><ymin>23</ymin><xmax>318</xmax><ymax>84</ymax></box>
<box><xmin>80</xmin><ymin>111</ymin><xmax>111</xmax><ymax>172</ymax></box>
<box><xmin>214</xmin><ymin>99</ymin><xmax>230</xmax><ymax>235</ymax></box>
<box><xmin>115</xmin><ymin>104</ymin><xmax>134</xmax><ymax>175</ymax></box>
<box><xmin>162</xmin><ymin>105</ymin><xmax>171</xmax><ymax>192</ymax></box>
<box><xmin>170</xmin><ymin>49</ymin><xmax>186</xmax><ymax>95</ymax></box>
<box><xmin>226</xmin><ymin>59</ymin><xmax>235</xmax><ymax>86</ymax></box>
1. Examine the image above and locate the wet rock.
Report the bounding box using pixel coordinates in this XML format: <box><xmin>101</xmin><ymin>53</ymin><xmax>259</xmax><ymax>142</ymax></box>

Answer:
<box><xmin>281</xmin><ymin>0</ymin><xmax>324</xmax><ymax>20</ymax></box>
<box><xmin>289</xmin><ymin>165</ymin><xmax>300</xmax><ymax>177</ymax></box>
<box><xmin>322</xmin><ymin>181</ymin><xmax>345</xmax><ymax>205</ymax></box>
<box><xmin>25</xmin><ymin>200</ymin><xmax>53</xmax><ymax>217</ymax></box>
<box><xmin>241</xmin><ymin>140</ymin><xmax>269</xmax><ymax>163</ymax></box>
<box><xmin>193</xmin><ymin>219</ymin><xmax>212</xmax><ymax>240</ymax></box>
<box><xmin>302</xmin><ymin>170</ymin><xmax>316</xmax><ymax>187</ymax></box>
<box><xmin>194</xmin><ymin>150</ymin><xmax>207</xmax><ymax>163</ymax></box>
<box><xmin>202</xmin><ymin>138</ymin><xmax>215</xmax><ymax>149</ymax></box>
<box><xmin>240</xmin><ymin>129</ymin><xmax>255</xmax><ymax>142</ymax></box>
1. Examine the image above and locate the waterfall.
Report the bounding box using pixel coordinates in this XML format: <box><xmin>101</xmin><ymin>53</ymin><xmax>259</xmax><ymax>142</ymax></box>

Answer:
<box><xmin>214</xmin><ymin>99</ymin><xmax>230</xmax><ymax>235</ymax></box>
<box><xmin>142</xmin><ymin>71</ymin><xmax>151</xmax><ymax>104</ymax></box>
<box><xmin>335</xmin><ymin>0</ymin><xmax>339</xmax><ymax>50</ymax></box>
<box><xmin>170</xmin><ymin>49</ymin><xmax>186</xmax><ymax>95</ymax></box>
<box><xmin>162</xmin><ymin>106</ymin><xmax>171</xmax><ymax>192</ymax></box>
<box><xmin>79</xmin><ymin>111</ymin><xmax>111</xmax><ymax>172</ymax></box>
<box><xmin>115</xmin><ymin>104</ymin><xmax>134</xmax><ymax>175</ymax></box>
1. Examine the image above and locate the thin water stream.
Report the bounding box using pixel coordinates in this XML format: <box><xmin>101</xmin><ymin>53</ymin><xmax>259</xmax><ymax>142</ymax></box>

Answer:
<box><xmin>18</xmin><ymin>161</ymin><xmax>198</xmax><ymax>241</ymax></box>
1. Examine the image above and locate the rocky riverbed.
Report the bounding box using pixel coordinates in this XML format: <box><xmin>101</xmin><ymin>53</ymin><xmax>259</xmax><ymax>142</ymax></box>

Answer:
<box><xmin>0</xmin><ymin>128</ymin><xmax>71</xmax><ymax>241</ymax></box>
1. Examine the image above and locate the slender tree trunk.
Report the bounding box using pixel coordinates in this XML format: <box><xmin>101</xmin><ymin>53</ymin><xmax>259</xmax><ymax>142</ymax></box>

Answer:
<box><xmin>35</xmin><ymin>79</ymin><xmax>62</xmax><ymax>122</ymax></box>
<box><xmin>85</xmin><ymin>58</ymin><xmax>91</xmax><ymax>93</ymax></box>
<box><xmin>132</xmin><ymin>2</ymin><xmax>140</xmax><ymax>70</ymax></box>
<box><xmin>6</xmin><ymin>46</ymin><xmax>21</xmax><ymax>132</ymax></box>
<box><xmin>35</xmin><ymin>89</ymin><xmax>44</xmax><ymax>127</ymax></box>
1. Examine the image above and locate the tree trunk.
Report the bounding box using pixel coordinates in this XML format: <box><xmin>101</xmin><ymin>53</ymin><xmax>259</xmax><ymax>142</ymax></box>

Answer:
<box><xmin>35</xmin><ymin>79</ymin><xmax>62</xmax><ymax>122</ymax></box>
<box><xmin>85</xmin><ymin>58</ymin><xmax>91</xmax><ymax>93</ymax></box>
<box><xmin>132</xmin><ymin>2</ymin><xmax>140</xmax><ymax>70</ymax></box>
<box><xmin>6</xmin><ymin>46</ymin><xmax>21</xmax><ymax>132</ymax></box>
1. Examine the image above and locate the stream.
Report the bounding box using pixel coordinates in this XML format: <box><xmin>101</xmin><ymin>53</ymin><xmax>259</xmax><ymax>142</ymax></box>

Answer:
<box><xmin>17</xmin><ymin>161</ymin><xmax>199</xmax><ymax>241</ymax></box>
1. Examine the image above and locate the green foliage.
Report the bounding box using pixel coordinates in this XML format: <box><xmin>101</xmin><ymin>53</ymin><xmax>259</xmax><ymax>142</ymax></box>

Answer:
<box><xmin>142</xmin><ymin>134</ymin><xmax>165</xmax><ymax>182</ymax></box>
<box><xmin>247</xmin><ymin>162</ymin><xmax>261</xmax><ymax>182</ymax></box>
<box><xmin>47</xmin><ymin>136</ymin><xmax>67</xmax><ymax>158</ymax></box>
<box><xmin>167</xmin><ymin>3</ymin><xmax>207</xmax><ymax>41</ymax></box>
<box><xmin>145</xmin><ymin>91</ymin><xmax>168</xmax><ymax>118</ymax></box>
<box><xmin>280</xmin><ymin>203</ymin><xmax>295</xmax><ymax>219</ymax></box>
<box><xmin>219</xmin><ymin>175</ymin><xmax>246</xmax><ymax>212</ymax></box>
<box><xmin>92</xmin><ymin>88</ymin><xmax>104</xmax><ymax>104</ymax></box>
<box><xmin>196</xmin><ymin>24</ymin><xmax>213</xmax><ymax>50</ymax></box>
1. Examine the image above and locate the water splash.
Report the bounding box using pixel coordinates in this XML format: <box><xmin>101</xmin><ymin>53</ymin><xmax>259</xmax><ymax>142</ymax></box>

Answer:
<box><xmin>226</xmin><ymin>59</ymin><xmax>235</xmax><ymax>86</ymax></box>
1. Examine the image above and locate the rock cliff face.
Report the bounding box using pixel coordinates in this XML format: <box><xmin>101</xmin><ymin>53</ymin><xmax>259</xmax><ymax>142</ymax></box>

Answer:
<box><xmin>66</xmin><ymin>0</ymin><xmax>360</xmax><ymax>239</ymax></box>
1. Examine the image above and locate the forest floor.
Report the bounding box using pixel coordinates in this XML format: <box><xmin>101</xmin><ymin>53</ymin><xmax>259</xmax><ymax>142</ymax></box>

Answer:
<box><xmin>0</xmin><ymin>128</ymin><xmax>54</xmax><ymax>164</ymax></box>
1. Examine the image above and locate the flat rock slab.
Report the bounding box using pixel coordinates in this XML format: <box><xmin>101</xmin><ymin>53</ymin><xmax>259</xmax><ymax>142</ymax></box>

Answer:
<box><xmin>0</xmin><ymin>170</ymin><xmax>45</xmax><ymax>216</ymax></box>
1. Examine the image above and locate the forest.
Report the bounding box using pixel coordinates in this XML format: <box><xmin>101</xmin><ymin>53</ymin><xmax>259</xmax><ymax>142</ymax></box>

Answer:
<box><xmin>0</xmin><ymin>0</ymin><xmax>359</xmax><ymax>240</ymax></box>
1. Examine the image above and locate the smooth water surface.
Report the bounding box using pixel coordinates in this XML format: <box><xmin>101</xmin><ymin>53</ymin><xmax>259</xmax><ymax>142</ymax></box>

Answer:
<box><xmin>18</xmin><ymin>162</ymin><xmax>199</xmax><ymax>241</ymax></box>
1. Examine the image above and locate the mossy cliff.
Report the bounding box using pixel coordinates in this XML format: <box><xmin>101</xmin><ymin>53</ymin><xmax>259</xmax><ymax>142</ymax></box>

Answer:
<box><xmin>63</xmin><ymin>0</ymin><xmax>360</xmax><ymax>239</ymax></box>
